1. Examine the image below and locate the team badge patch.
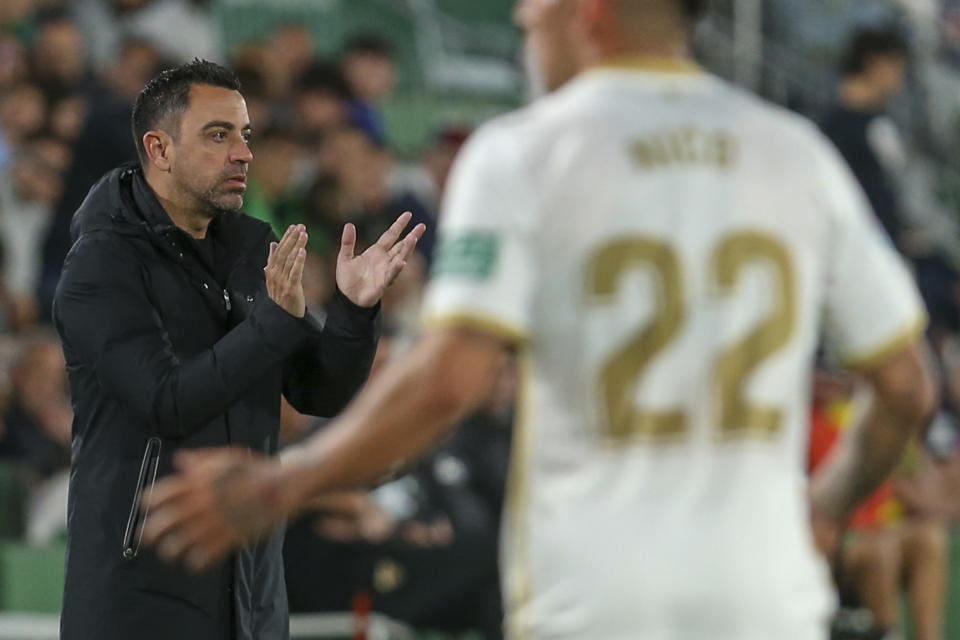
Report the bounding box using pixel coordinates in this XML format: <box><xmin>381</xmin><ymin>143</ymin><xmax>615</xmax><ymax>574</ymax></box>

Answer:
<box><xmin>432</xmin><ymin>230</ymin><xmax>499</xmax><ymax>280</ymax></box>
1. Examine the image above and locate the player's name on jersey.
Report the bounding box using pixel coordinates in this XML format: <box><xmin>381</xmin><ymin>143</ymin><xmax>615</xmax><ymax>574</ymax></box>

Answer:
<box><xmin>630</xmin><ymin>126</ymin><xmax>737</xmax><ymax>171</ymax></box>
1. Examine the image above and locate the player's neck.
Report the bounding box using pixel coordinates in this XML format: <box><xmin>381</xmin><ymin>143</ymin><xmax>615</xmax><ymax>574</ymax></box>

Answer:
<box><xmin>586</xmin><ymin>41</ymin><xmax>696</xmax><ymax>74</ymax></box>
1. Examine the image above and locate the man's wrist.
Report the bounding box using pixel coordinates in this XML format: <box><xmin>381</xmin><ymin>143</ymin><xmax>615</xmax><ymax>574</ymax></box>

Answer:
<box><xmin>334</xmin><ymin>287</ymin><xmax>380</xmax><ymax>315</ymax></box>
<box><xmin>277</xmin><ymin>446</ymin><xmax>321</xmax><ymax>516</ymax></box>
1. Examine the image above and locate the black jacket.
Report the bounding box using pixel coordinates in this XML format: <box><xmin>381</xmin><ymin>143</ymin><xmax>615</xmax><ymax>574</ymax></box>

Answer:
<box><xmin>53</xmin><ymin>164</ymin><xmax>379</xmax><ymax>640</ymax></box>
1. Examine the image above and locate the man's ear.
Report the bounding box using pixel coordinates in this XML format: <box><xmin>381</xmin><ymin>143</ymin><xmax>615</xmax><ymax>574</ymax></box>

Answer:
<box><xmin>143</xmin><ymin>130</ymin><xmax>173</xmax><ymax>172</ymax></box>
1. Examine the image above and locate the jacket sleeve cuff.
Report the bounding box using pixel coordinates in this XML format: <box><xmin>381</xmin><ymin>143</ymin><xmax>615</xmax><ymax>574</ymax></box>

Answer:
<box><xmin>249</xmin><ymin>296</ymin><xmax>321</xmax><ymax>353</ymax></box>
<box><xmin>324</xmin><ymin>288</ymin><xmax>381</xmax><ymax>338</ymax></box>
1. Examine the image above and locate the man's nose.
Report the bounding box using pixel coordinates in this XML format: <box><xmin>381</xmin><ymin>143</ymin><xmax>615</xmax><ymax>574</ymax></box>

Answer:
<box><xmin>232</xmin><ymin>139</ymin><xmax>253</xmax><ymax>164</ymax></box>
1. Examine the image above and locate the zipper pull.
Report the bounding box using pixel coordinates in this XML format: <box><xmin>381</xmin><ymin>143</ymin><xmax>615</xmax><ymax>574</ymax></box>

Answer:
<box><xmin>222</xmin><ymin>289</ymin><xmax>232</xmax><ymax>311</ymax></box>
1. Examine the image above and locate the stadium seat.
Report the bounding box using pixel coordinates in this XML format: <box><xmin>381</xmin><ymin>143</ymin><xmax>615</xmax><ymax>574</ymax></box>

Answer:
<box><xmin>0</xmin><ymin>542</ymin><xmax>65</xmax><ymax>614</ymax></box>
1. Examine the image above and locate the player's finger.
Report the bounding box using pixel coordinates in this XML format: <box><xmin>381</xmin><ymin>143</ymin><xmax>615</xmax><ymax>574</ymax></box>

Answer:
<box><xmin>156</xmin><ymin>515</ymin><xmax>219</xmax><ymax>563</ymax></box>
<box><xmin>142</xmin><ymin>477</ymin><xmax>193</xmax><ymax>513</ymax></box>
<box><xmin>375</xmin><ymin>212</ymin><xmax>413</xmax><ymax>250</ymax></box>
<box><xmin>338</xmin><ymin>223</ymin><xmax>357</xmax><ymax>263</ymax></box>
<box><xmin>142</xmin><ymin>491</ymin><xmax>209</xmax><ymax>544</ymax></box>
<box><xmin>186</xmin><ymin>535</ymin><xmax>235</xmax><ymax>573</ymax></box>
<box><xmin>173</xmin><ymin>448</ymin><xmax>239</xmax><ymax>477</ymax></box>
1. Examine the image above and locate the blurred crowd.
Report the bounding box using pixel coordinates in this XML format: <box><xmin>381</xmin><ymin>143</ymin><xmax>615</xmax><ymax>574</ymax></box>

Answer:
<box><xmin>0</xmin><ymin>0</ymin><xmax>509</xmax><ymax>636</ymax></box>
<box><xmin>4</xmin><ymin>1</ymin><xmax>960</xmax><ymax>639</ymax></box>
<box><xmin>812</xmin><ymin>25</ymin><xmax>960</xmax><ymax>640</ymax></box>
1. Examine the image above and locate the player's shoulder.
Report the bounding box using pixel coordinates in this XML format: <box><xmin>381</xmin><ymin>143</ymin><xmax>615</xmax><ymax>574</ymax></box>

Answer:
<box><xmin>460</xmin><ymin>99</ymin><xmax>556</xmax><ymax>158</ymax></box>
<box><xmin>718</xmin><ymin>80</ymin><xmax>838</xmax><ymax>163</ymax></box>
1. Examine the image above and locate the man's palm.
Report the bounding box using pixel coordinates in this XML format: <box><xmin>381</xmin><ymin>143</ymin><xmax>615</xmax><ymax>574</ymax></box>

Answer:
<box><xmin>336</xmin><ymin>212</ymin><xmax>425</xmax><ymax>308</ymax></box>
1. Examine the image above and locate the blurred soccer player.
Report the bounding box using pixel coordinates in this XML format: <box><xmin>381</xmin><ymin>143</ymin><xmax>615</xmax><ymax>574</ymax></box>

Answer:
<box><xmin>145</xmin><ymin>2</ymin><xmax>938</xmax><ymax>638</ymax></box>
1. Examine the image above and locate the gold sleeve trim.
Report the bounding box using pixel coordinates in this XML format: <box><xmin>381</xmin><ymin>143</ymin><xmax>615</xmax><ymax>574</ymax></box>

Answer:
<box><xmin>422</xmin><ymin>312</ymin><xmax>530</xmax><ymax>346</ymax></box>
<box><xmin>840</xmin><ymin>314</ymin><xmax>928</xmax><ymax>371</ymax></box>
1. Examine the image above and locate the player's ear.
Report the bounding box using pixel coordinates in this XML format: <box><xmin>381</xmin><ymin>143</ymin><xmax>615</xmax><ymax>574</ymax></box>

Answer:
<box><xmin>143</xmin><ymin>130</ymin><xmax>173</xmax><ymax>173</ymax></box>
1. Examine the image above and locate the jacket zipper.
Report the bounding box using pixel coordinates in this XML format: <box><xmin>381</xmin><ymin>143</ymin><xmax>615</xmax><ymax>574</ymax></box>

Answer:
<box><xmin>222</xmin><ymin>288</ymin><xmax>232</xmax><ymax>311</ymax></box>
<box><xmin>122</xmin><ymin>437</ymin><xmax>162</xmax><ymax>559</ymax></box>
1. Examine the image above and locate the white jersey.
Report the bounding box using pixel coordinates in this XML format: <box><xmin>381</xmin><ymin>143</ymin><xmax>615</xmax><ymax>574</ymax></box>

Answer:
<box><xmin>422</xmin><ymin>63</ymin><xmax>926</xmax><ymax>640</ymax></box>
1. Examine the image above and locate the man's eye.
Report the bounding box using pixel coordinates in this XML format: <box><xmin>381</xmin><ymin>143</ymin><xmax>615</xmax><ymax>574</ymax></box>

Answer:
<box><xmin>242</xmin><ymin>133</ymin><xmax>251</xmax><ymax>144</ymax></box>
<box><xmin>212</xmin><ymin>131</ymin><xmax>226</xmax><ymax>141</ymax></box>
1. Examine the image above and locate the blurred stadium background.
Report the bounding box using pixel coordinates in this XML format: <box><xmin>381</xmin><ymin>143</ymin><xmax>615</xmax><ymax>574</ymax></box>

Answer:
<box><xmin>3</xmin><ymin>0</ymin><xmax>960</xmax><ymax>639</ymax></box>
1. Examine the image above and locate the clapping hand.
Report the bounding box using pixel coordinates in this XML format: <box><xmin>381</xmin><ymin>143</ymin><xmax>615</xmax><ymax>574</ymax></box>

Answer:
<box><xmin>264</xmin><ymin>224</ymin><xmax>309</xmax><ymax>318</ymax></box>
<box><xmin>336</xmin><ymin>212</ymin><xmax>426</xmax><ymax>308</ymax></box>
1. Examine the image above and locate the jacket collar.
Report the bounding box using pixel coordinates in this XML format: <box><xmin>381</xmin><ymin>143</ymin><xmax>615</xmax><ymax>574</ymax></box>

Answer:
<box><xmin>123</xmin><ymin>165</ymin><xmax>273</xmax><ymax>274</ymax></box>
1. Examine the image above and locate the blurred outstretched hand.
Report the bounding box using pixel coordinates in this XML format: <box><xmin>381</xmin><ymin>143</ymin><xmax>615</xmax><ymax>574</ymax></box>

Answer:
<box><xmin>141</xmin><ymin>448</ymin><xmax>289</xmax><ymax>571</ymax></box>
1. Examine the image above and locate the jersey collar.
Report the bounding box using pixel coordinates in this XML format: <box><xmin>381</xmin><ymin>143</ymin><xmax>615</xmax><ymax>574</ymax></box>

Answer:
<box><xmin>587</xmin><ymin>56</ymin><xmax>702</xmax><ymax>75</ymax></box>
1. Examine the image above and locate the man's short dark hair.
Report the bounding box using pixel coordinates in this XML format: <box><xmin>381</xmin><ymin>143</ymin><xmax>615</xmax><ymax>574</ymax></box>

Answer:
<box><xmin>131</xmin><ymin>59</ymin><xmax>241</xmax><ymax>165</ymax></box>
<box><xmin>296</xmin><ymin>61</ymin><xmax>352</xmax><ymax>99</ymax></box>
<box><xmin>343</xmin><ymin>32</ymin><xmax>395</xmax><ymax>59</ymax></box>
<box><xmin>841</xmin><ymin>27</ymin><xmax>908</xmax><ymax>76</ymax></box>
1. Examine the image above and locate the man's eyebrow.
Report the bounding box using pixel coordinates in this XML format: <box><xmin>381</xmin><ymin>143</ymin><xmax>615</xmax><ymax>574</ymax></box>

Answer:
<box><xmin>201</xmin><ymin>121</ymin><xmax>251</xmax><ymax>132</ymax></box>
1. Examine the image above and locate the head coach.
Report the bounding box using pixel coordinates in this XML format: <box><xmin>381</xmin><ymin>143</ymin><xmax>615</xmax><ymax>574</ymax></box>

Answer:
<box><xmin>52</xmin><ymin>59</ymin><xmax>423</xmax><ymax>640</ymax></box>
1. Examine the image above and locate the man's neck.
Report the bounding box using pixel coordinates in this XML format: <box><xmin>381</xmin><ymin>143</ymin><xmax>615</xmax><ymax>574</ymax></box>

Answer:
<box><xmin>146</xmin><ymin>172</ymin><xmax>211</xmax><ymax>239</ymax></box>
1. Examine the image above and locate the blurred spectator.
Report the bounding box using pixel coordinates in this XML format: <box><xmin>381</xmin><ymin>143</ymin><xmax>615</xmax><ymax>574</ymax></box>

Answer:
<box><xmin>245</xmin><ymin>125</ymin><xmax>308</xmax><ymax>236</ymax></box>
<box><xmin>71</xmin><ymin>0</ymin><xmax>221</xmax><ymax>70</ymax></box>
<box><xmin>0</xmin><ymin>138</ymin><xmax>66</xmax><ymax>330</ymax></box>
<box><xmin>0</xmin><ymin>0</ymin><xmax>36</xmax><ymax>30</ymax></box>
<box><xmin>48</xmin><ymin>94</ymin><xmax>87</xmax><ymax>143</ymax></box>
<box><xmin>238</xmin><ymin>24</ymin><xmax>317</xmax><ymax>101</ymax></box>
<box><xmin>342</xmin><ymin>33</ymin><xmax>397</xmax><ymax>145</ymax></box>
<box><xmin>0</xmin><ymin>332</ymin><xmax>71</xmax><ymax>480</ymax></box>
<box><xmin>294</xmin><ymin>61</ymin><xmax>351</xmax><ymax>140</ymax></box>
<box><xmin>0</xmin><ymin>33</ymin><xmax>28</xmax><ymax>93</ymax></box>
<box><xmin>389</xmin><ymin>126</ymin><xmax>472</xmax><ymax>262</ymax></box>
<box><xmin>0</xmin><ymin>83</ymin><xmax>47</xmax><ymax>158</ymax></box>
<box><xmin>233</xmin><ymin>63</ymin><xmax>272</xmax><ymax>132</ymax></box>
<box><xmin>39</xmin><ymin>39</ymin><xmax>162</xmax><ymax>314</ymax></box>
<box><xmin>29</xmin><ymin>11</ymin><xmax>88</xmax><ymax>98</ymax></box>
<box><xmin>284</xmin><ymin>340</ymin><xmax>512</xmax><ymax>639</ymax></box>
<box><xmin>27</xmin><ymin>132</ymin><xmax>72</xmax><ymax>173</ymax></box>
<box><xmin>306</xmin><ymin>125</ymin><xmax>395</xmax><ymax>254</ymax></box>
<box><xmin>820</xmin><ymin>27</ymin><xmax>910</xmax><ymax>247</ymax></box>
<box><xmin>810</xmin><ymin>372</ymin><xmax>949</xmax><ymax>640</ymax></box>
<box><xmin>101</xmin><ymin>37</ymin><xmax>163</xmax><ymax>104</ymax></box>
<box><xmin>300</xmin><ymin>125</ymin><xmax>433</xmax><ymax>324</ymax></box>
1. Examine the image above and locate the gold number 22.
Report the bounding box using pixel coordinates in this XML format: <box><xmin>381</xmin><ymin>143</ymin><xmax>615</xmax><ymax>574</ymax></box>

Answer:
<box><xmin>586</xmin><ymin>232</ymin><xmax>795</xmax><ymax>443</ymax></box>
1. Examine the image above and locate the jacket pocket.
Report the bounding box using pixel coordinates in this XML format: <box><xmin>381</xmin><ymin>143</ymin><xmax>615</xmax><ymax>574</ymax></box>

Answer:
<box><xmin>122</xmin><ymin>437</ymin><xmax>162</xmax><ymax>559</ymax></box>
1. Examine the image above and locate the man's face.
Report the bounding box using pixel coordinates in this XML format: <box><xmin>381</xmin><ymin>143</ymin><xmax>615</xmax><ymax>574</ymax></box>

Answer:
<box><xmin>167</xmin><ymin>84</ymin><xmax>253</xmax><ymax>216</ymax></box>
<box><xmin>868</xmin><ymin>54</ymin><xmax>906</xmax><ymax>103</ymax></box>
<box><xmin>514</xmin><ymin>0</ymin><xmax>580</xmax><ymax>96</ymax></box>
<box><xmin>35</xmin><ymin>21</ymin><xmax>86</xmax><ymax>82</ymax></box>
<box><xmin>344</xmin><ymin>53</ymin><xmax>396</xmax><ymax>103</ymax></box>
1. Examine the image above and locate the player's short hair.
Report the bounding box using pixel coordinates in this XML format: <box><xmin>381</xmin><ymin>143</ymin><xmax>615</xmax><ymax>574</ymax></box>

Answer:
<box><xmin>131</xmin><ymin>59</ymin><xmax>241</xmax><ymax>166</ymax></box>
<box><xmin>840</xmin><ymin>27</ymin><xmax>908</xmax><ymax>76</ymax></box>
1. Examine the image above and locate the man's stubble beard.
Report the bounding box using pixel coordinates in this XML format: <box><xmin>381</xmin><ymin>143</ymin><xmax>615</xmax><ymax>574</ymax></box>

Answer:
<box><xmin>175</xmin><ymin>172</ymin><xmax>242</xmax><ymax>220</ymax></box>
